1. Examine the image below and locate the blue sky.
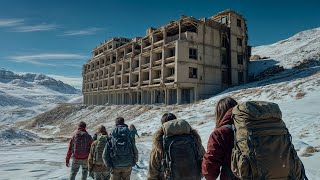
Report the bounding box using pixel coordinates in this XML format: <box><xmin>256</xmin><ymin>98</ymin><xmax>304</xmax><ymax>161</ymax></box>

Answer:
<box><xmin>0</xmin><ymin>0</ymin><xmax>319</xmax><ymax>88</ymax></box>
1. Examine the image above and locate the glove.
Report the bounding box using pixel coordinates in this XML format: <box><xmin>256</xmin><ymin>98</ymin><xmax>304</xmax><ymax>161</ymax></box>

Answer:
<box><xmin>66</xmin><ymin>159</ymin><xmax>70</xmax><ymax>167</ymax></box>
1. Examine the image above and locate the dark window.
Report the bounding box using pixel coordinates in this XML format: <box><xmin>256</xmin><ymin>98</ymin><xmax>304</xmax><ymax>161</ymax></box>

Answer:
<box><xmin>222</xmin><ymin>70</ymin><xmax>229</xmax><ymax>84</ymax></box>
<box><xmin>169</xmin><ymin>68</ymin><xmax>175</xmax><ymax>76</ymax></box>
<box><xmin>189</xmin><ymin>48</ymin><xmax>198</xmax><ymax>60</ymax></box>
<box><xmin>237</xmin><ymin>19</ymin><xmax>242</xmax><ymax>27</ymax></box>
<box><xmin>157</xmin><ymin>53</ymin><xmax>162</xmax><ymax>60</ymax></box>
<box><xmin>222</xmin><ymin>35</ymin><xmax>228</xmax><ymax>48</ymax></box>
<box><xmin>189</xmin><ymin>67</ymin><xmax>198</xmax><ymax>79</ymax></box>
<box><xmin>91</xmin><ymin>84</ymin><xmax>94</xmax><ymax>88</ymax></box>
<box><xmin>221</xmin><ymin>51</ymin><xmax>228</xmax><ymax>65</ymax></box>
<box><xmin>238</xmin><ymin>72</ymin><xmax>244</xmax><ymax>84</ymax></box>
<box><xmin>237</xmin><ymin>54</ymin><xmax>244</xmax><ymax>65</ymax></box>
<box><xmin>168</xmin><ymin>48</ymin><xmax>175</xmax><ymax>57</ymax></box>
<box><xmin>221</xmin><ymin>16</ymin><xmax>228</xmax><ymax>24</ymax></box>
<box><xmin>237</xmin><ymin>38</ymin><xmax>243</xmax><ymax>46</ymax></box>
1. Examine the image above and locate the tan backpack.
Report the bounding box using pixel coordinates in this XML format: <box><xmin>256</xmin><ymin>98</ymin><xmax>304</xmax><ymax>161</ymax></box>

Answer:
<box><xmin>231</xmin><ymin>101</ymin><xmax>308</xmax><ymax>180</ymax></box>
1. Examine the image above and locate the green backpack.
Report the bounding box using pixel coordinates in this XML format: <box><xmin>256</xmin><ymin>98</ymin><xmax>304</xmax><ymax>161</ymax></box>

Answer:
<box><xmin>231</xmin><ymin>101</ymin><xmax>308</xmax><ymax>180</ymax></box>
<box><xmin>93</xmin><ymin>135</ymin><xmax>108</xmax><ymax>166</ymax></box>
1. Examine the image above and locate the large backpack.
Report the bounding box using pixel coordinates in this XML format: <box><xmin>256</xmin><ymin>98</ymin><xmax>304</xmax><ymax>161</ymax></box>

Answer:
<box><xmin>161</xmin><ymin>119</ymin><xmax>202</xmax><ymax>180</ymax></box>
<box><xmin>73</xmin><ymin>130</ymin><xmax>91</xmax><ymax>157</ymax></box>
<box><xmin>109</xmin><ymin>125</ymin><xmax>135</xmax><ymax>167</ymax></box>
<box><xmin>231</xmin><ymin>101</ymin><xmax>308</xmax><ymax>180</ymax></box>
<box><xmin>93</xmin><ymin>135</ymin><xmax>108</xmax><ymax>165</ymax></box>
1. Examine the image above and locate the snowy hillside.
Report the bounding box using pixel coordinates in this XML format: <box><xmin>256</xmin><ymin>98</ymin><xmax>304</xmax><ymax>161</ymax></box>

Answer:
<box><xmin>1</xmin><ymin>28</ymin><xmax>320</xmax><ymax>179</ymax></box>
<box><xmin>0</xmin><ymin>68</ymin><xmax>81</xmax><ymax>123</ymax></box>
<box><xmin>250</xmin><ymin>27</ymin><xmax>320</xmax><ymax>75</ymax></box>
<box><xmin>15</xmin><ymin>63</ymin><xmax>320</xmax><ymax>179</ymax></box>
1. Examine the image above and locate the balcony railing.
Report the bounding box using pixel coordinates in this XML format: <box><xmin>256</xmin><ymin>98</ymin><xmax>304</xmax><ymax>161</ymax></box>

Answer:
<box><xmin>142</xmin><ymin>80</ymin><xmax>149</xmax><ymax>85</ymax></box>
<box><xmin>153</xmin><ymin>59</ymin><xmax>162</xmax><ymax>66</ymax></box>
<box><xmin>166</xmin><ymin>75</ymin><xmax>175</xmax><ymax>81</ymax></box>
<box><xmin>153</xmin><ymin>78</ymin><xmax>161</xmax><ymax>83</ymax></box>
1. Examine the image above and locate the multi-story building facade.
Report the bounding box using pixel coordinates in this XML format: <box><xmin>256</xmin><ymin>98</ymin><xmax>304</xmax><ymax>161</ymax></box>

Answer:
<box><xmin>82</xmin><ymin>9</ymin><xmax>250</xmax><ymax>105</ymax></box>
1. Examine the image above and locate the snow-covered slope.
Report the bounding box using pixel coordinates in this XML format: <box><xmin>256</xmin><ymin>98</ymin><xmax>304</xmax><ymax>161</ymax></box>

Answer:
<box><xmin>251</xmin><ymin>27</ymin><xmax>320</xmax><ymax>75</ymax></box>
<box><xmin>15</xmin><ymin>65</ymin><xmax>320</xmax><ymax>179</ymax></box>
<box><xmin>0</xmin><ymin>68</ymin><xmax>81</xmax><ymax>123</ymax></box>
<box><xmin>2</xmin><ymin>28</ymin><xmax>320</xmax><ymax>179</ymax></box>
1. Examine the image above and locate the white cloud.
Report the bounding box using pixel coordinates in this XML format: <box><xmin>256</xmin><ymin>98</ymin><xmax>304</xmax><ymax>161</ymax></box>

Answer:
<box><xmin>13</xmin><ymin>24</ymin><xmax>57</xmax><ymax>32</ymax></box>
<box><xmin>63</xmin><ymin>27</ymin><xmax>102</xmax><ymax>36</ymax></box>
<box><xmin>9</xmin><ymin>53</ymin><xmax>87</xmax><ymax>66</ymax></box>
<box><xmin>47</xmin><ymin>75</ymin><xmax>82</xmax><ymax>88</ymax></box>
<box><xmin>0</xmin><ymin>18</ymin><xmax>24</xmax><ymax>27</ymax></box>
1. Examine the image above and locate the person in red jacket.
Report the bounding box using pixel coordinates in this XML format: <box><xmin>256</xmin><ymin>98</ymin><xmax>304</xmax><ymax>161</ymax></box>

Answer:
<box><xmin>202</xmin><ymin>97</ymin><xmax>238</xmax><ymax>180</ymax></box>
<box><xmin>66</xmin><ymin>121</ymin><xmax>93</xmax><ymax>180</ymax></box>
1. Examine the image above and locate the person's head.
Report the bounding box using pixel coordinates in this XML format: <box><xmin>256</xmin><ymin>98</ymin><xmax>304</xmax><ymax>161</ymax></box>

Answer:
<box><xmin>215</xmin><ymin>97</ymin><xmax>238</xmax><ymax>128</ymax></box>
<box><xmin>161</xmin><ymin>113</ymin><xmax>177</xmax><ymax>124</ymax></box>
<box><xmin>78</xmin><ymin>121</ymin><xmax>86</xmax><ymax>129</ymax></box>
<box><xmin>129</xmin><ymin>124</ymin><xmax>135</xmax><ymax>129</ymax></box>
<box><xmin>98</xmin><ymin>125</ymin><xmax>107</xmax><ymax>135</ymax></box>
<box><xmin>115</xmin><ymin>117</ymin><xmax>125</xmax><ymax>125</ymax></box>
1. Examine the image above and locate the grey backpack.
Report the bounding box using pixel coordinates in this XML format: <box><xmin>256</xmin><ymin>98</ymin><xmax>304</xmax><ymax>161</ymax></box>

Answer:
<box><xmin>109</xmin><ymin>125</ymin><xmax>135</xmax><ymax>167</ymax></box>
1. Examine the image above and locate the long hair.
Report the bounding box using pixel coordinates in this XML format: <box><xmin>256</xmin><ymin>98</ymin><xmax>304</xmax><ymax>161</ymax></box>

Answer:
<box><xmin>98</xmin><ymin>125</ymin><xmax>107</xmax><ymax>135</ymax></box>
<box><xmin>215</xmin><ymin>97</ymin><xmax>238</xmax><ymax>128</ymax></box>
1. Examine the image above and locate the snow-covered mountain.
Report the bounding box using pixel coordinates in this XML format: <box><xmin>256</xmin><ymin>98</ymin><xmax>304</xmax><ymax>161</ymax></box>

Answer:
<box><xmin>0</xmin><ymin>69</ymin><xmax>80</xmax><ymax>94</ymax></box>
<box><xmin>250</xmin><ymin>27</ymin><xmax>320</xmax><ymax>75</ymax></box>
<box><xmin>0</xmin><ymin>68</ymin><xmax>81</xmax><ymax>123</ymax></box>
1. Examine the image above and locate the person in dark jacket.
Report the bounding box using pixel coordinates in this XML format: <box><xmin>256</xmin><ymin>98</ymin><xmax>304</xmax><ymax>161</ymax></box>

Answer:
<box><xmin>103</xmin><ymin>117</ymin><xmax>138</xmax><ymax>180</ymax></box>
<box><xmin>202</xmin><ymin>97</ymin><xmax>238</xmax><ymax>180</ymax></box>
<box><xmin>66</xmin><ymin>121</ymin><xmax>93</xmax><ymax>180</ymax></box>
<box><xmin>129</xmin><ymin>124</ymin><xmax>139</xmax><ymax>143</ymax></box>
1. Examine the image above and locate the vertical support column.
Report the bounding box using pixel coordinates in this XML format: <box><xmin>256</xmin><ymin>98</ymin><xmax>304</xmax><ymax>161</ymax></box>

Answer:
<box><xmin>194</xmin><ymin>87</ymin><xmax>198</xmax><ymax>103</ymax></box>
<box><xmin>178</xmin><ymin>20</ymin><xmax>181</xmax><ymax>40</ymax></box>
<box><xmin>177</xmin><ymin>88</ymin><xmax>182</xmax><ymax>105</ymax></box>
<box><xmin>141</xmin><ymin>90</ymin><xmax>144</xmax><ymax>104</ymax></box>
<box><xmin>122</xmin><ymin>92</ymin><xmax>125</xmax><ymax>105</ymax></box>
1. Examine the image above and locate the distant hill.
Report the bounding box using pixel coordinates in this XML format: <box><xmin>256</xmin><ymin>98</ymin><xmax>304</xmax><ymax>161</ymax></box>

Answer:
<box><xmin>0</xmin><ymin>68</ymin><xmax>81</xmax><ymax>123</ymax></box>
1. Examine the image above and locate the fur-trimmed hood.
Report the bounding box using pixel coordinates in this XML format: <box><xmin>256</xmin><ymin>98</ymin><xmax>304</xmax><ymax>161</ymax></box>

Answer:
<box><xmin>152</xmin><ymin>119</ymin><xmax>202</xmax><ymax>152</ymax></box>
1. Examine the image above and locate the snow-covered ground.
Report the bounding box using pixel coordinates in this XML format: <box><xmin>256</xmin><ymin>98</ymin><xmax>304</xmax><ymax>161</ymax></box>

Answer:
<box><xmin>1</xmin><ymin>27</ymin><xmax>320</xmax><ymax>179</ymax></box>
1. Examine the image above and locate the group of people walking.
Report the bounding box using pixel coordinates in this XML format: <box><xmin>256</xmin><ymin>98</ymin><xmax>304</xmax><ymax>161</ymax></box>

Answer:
<box><xmin>66</xmin><ymin>97</ymin><xmax>308</xmax><ymax>180</ymax></box>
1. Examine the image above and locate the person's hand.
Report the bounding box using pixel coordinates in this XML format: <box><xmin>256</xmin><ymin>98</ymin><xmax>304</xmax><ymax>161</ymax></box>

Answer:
<box><xmin>66</xmin><ymin>159</ymin><xmax>70</xmax><ymax>167</ymax></box>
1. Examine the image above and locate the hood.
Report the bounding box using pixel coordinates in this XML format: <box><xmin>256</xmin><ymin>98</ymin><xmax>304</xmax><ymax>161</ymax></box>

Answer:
<box><xmin>152</xmin><ymin>120</ymin><xmax>202</xmax><ymax>152</ymax></box>
<box><xmin>217</xmin><ymin>108</ymin><xmax>234</xmax><ymax>128</ymax></box>
<box><xmin>162</xmin><ymin>119</ymin><xmax>191</xmax><ymax>137</ymax></box>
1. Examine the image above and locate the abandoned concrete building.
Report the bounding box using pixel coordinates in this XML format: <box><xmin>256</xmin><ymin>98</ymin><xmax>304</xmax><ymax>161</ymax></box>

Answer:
<box><xmin>82</xmin><ymin>9</ymin><xmax>251</xmax><ymax>105</ymax></box>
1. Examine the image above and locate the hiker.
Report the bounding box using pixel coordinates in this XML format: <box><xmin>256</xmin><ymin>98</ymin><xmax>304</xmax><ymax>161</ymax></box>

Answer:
<box><xmin>230</xmin><ymin>101</ymin><xmax>308</xmax><ymax>179</ymax></box>
<box><xmin>88</xmin><ymin>125</ymin><xmax>111</xmax><ymax>180</ymax></box>
<box><xmin>147</xmin><ymin>113</ymin><xmax>205</xmax><ymax>180</ymax></box>
<box><xmin>202</xmin><ymin>97</ymin><xmax>238</xmax><ymax>180</ymax></box>
<box><xmin>93</xmin><ymin>132</ymin><xmax>98</xmax><ymax>141</ymax></box>
<box><xmin>129</xmin><ymin>124</ymin><xmax>139</xmax><ymax>142</ymax></box>
<box><xmin>66</xmin><ymin>121</ymin><xmax>93</xmax><ymax>180</ymax></box>
<box><xmin>103</xmin><ymin>117</ymin><xmax>138</xmax><ymax>180</ymax></box>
